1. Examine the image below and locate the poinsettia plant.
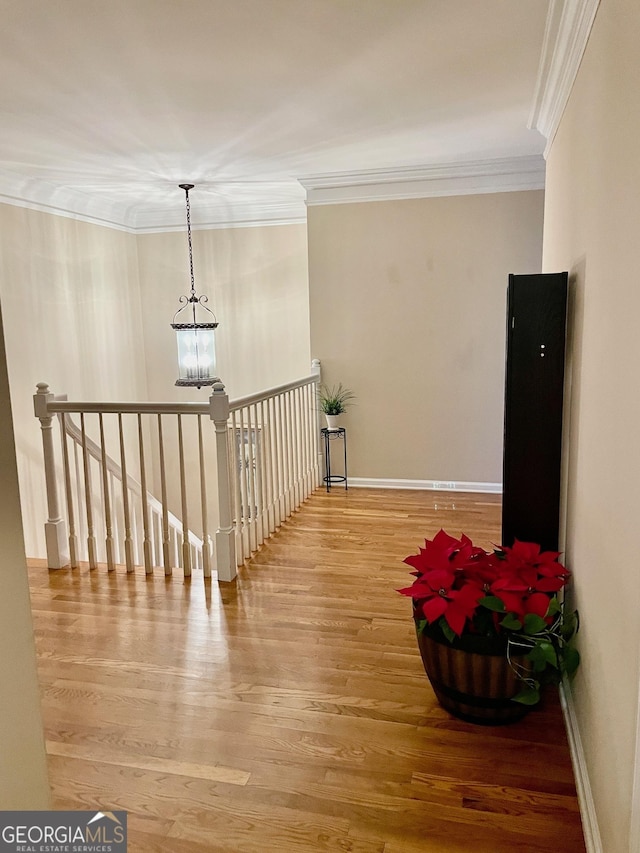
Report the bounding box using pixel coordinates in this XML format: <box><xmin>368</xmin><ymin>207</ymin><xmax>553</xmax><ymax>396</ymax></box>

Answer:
<box><xmin>398</xmin><ymin>530</ymin><xmax>580</xmax><ymax>705</ymax></box>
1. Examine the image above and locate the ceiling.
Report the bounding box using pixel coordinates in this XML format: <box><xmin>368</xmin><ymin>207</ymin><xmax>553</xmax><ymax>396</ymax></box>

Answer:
<box><xmin>0</xmin><ymin>0</ymin><xmax>551</xmax><ymax>231</ymax></box>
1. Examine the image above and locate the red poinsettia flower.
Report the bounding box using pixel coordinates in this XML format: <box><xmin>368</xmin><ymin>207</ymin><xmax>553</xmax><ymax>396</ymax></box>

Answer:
<box><xmin>403</xmin><ymin>529</ymin><xmax>488</xmax><ymax>577</ymax></box>
<box><xmin>398</xmin><ymin>566</ymin><xmax>483</xmax><ymax>636</ymax></box>
<box><xmin>399</xmin><ymin>531</ymin><xmax>572</xmax><ymax>637</ymax></box>
<box><xmin>500</xmin><ymin>540</ymin><xmax>570</xmax><ymax>587</ymax></box>
<box><xmin>490</xmin><ymin>574</ymin><xmax>555</xmax><ymax>620</ymax></box>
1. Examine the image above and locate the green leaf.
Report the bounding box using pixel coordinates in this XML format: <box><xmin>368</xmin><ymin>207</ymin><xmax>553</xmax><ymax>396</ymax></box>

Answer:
<box><xmin>512</xmin><ymin>683</ymin><xmax>541</xmax><ymax>705</ymax></box>
<box><xmin>438</xmin><ymin>617</ymin><xmax>456</xmax><ymax>644</ymax></box>
<box><xmin>528</xmin><ymin>640</ymin><xmax>558</xmax><ymax>670</ymax></box>
<box><xmin>500</xmin><ymin>613</ymin><xmax>523</xmax><ymax>631</ymax></box>
<box><xmin>561</xmin><ymin>610</ymin><xmax>579</xmax><ymax>641</ymax></box>
<box><xmin>523</xmin><ymin>613</ymin><xmax>548</xmax><ymax>635</ymax></box>
<box><xmin>415</xmin><ymin>619</ymin><xmax>428</xmax><ymax>635</ymax></box>
<box><xmin>563</xmin><ymin>646</ymin><xmax>580</xmax><ymax>677</ymax></box>
<box><xmin>479</xmin><ymin>595</ymin><xmax>506</xmax><ymax>612</ymax></box>
<box><xmin>546</xmin><ymin>597</ymin><xmax>561</xmax><ymax>617</ymax></box>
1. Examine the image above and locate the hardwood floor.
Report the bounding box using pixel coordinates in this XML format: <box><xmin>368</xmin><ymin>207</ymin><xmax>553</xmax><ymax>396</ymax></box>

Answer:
<box><xmin>29</xmin><ymin>488</ymin><xmax>586</xmax><ymax>852</ymax></box>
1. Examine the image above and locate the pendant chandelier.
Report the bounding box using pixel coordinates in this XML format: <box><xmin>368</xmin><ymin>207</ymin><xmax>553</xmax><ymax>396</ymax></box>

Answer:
<box><xmin>171</xmin><ymin>183</ymin><xmax>219</xmax><ymax>388</ymax></box>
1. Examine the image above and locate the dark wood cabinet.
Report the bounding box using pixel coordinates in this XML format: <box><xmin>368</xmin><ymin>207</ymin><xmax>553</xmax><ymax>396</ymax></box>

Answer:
<box><xmin>501</xmin><ymin>272</ymin><xmax>568</xmax><ymax>552</ymax></box>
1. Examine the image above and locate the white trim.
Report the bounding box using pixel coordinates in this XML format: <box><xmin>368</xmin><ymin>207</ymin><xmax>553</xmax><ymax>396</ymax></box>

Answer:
<box><xmin>299</xmin><ymin>156</ymin><xmax>545</xmax><ymax>207</ymax></box>
<box><xmin>0</xmin><ymin>155</ymin><xmax>545</xmax><ymax>231</ymax></box>
<box><xmin>131</xmin><ymin>200</ymin><xmax>307</xmax><ymax>233</ymax></box>
<box><xmin>560</xmin><ymin>681</ymin><xmax>603</xmax><ymax>853</ymax></box>
<box><xmin>135</xmin><ymin>214</ymin><xmax>307</xmax><ymax>234</ymax></box>
<box><xmin>528</xmin><ymin>0</ymin><xmax>601</xmax><ymax>156</ymax></box>
<box><xmin>348</xmin><ymin>478</ymin><xmax>502</xmax><ymax>494</ymax></box>
<box><xmin>0</xmin><ymin>175</ymin><xmax>307</xmax><ymax>233</ymax></box>
<box><xmin>0</xmin><ymin>192</ymin><xmax>135</xmax><ymax>233</ymax></box>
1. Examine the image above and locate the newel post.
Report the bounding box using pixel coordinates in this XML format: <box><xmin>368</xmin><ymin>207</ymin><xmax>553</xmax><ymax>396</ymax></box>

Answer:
<box><xmin>209</xmin><ymin>381</ymin><xmax>237</xmax><ymax>582</ymax></box>
<box><xmin>311</xmin><ymin>359</ymin><xmax>323</xmax><ymax>486</ymax></box>
<box><xmin>33</xmin><ymin>383</ymin><xmax>69</xmax><ymax>569</ymax></box>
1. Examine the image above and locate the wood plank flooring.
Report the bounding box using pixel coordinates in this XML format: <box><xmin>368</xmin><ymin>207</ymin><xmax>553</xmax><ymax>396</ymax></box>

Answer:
<box><xmin>29</xmin><ymin>488</ymin><xmax>586</xmax><ymax>852</ymax></box>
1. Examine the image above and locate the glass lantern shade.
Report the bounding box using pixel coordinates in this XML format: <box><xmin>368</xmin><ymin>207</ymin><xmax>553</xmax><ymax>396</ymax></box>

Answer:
<box><xmin>173</xmin><ymin>323</ymin><xmax>218</xmax><ymax>387</ymax></box>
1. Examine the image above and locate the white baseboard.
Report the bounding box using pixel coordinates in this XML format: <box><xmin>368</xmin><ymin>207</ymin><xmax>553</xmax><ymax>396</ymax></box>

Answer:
<box><xmin>560</xmin><ymin>681</ymin><xmax>602</xmax><ymax>852</ymax></box>
<box><xmin>347</xmin><ymin>478</ymin><xmax>502</xmax><ymax>494</ymax></box>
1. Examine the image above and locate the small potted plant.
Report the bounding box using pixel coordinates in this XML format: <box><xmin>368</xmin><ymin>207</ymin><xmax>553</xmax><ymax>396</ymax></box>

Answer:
<box><xmin>318</xmin><ymin>383</ymin><xmax>355</xmax><ymax>430</ymax></box>
<box><xmin>398</xmin><ymin>530</ymin><xmax>580</xmax><ymax>724</ymax></box>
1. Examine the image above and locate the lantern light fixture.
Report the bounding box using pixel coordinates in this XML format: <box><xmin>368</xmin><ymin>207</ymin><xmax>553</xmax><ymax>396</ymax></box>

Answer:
<box><xmin>171</xmin><ymin>183</ymin><xmax>219</xmax><ymax>388</ymax></box>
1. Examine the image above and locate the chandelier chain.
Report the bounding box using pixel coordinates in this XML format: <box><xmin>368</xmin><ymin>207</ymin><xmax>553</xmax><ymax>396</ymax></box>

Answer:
<box><xmin>184</xmin><ymin>187</ymin><xmax>196</xmax><ymax>298</ymax></box>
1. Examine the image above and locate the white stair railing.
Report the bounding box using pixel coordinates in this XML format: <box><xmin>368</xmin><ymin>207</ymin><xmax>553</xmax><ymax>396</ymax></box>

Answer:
<box><xmin>59</xmin><ymin>410</ymin><xmax>205</xmax><ymax>575</ymax></box>
<box><xmin>33</xmin><ymin>361</ymin><xmax>321</xmax><ymax>582</ymax></box>
<box><xmin>227</xmin><ymin>361</ymin><xmax>321</xmax><ymax>567</ymax></box>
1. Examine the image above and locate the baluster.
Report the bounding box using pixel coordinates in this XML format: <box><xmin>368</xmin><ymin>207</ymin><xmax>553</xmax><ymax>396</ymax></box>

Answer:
<box><xmin>246</xmin><ymin>405</ymin><xmax>258</xmax><ymax>553</ymax></box>
<box><xmin>157</xmin><ymin>414</ymin><xmax>172</xmax><ymax>576</ymax></box>
<box><xmin>263</xmin><ymin>398</ymin><xmax>275</xmax><ymax>534</ymax></box>
<box><xmin>98</xmin><ymin>414</ymin><xmax>115</xmax><ymax>571</ymax></box>
<box><xmin>238</xmin><ymin>407</ymin><xmax>251</xmax><ymax>559</ymax></box>
<box><xmin>80</xmin><ymin>413</ymin><xmax>97</xmax><ymax>569</ymax></box>
<box><xmin>271</xmin><ymin>396</ymin><xmax>278</xmax><ymax>528</ymax></box>
<box><xmin>171</xmin><ymin>527</ymin><xmax>179</xmax><ymax>570</ymax></box>
<box><xmin>292</xmin><ymin>387</ymin><xmax>301</xmax><ymax>508</ymax></box>
<box><xmin>285</xmin><ymin>391</ymin><xmax>294</xmax><ymax>517</ymax></box>
<box><xmin>253</xmin><ymin>403</ymin><xmax>264</xmax><ymax>547</ymax></box>
<box><xmin>197</xmin><ymin>415</ymin><xmax>213</xmax><ymax>578</ymax></box>
<box><xmin>152</xmin><ymin>508</ymin><xmax>161</xmax><ymax>569</ymax></box>
<box><xmin>118</xmin><ymin>414</ymin><xmax>134</xmax><ymax>573</ymax></box>
<box><xmin>259</xmin><ymin>399</ymin><xmax>271</xmax><ymax>537</ymax></box>
<box><xmin>131</xmin><ymin>497</ymin><xmax>140</xmax><ymax>566</ymax></box>
<box><xmin>277</xmin><ymin>393</ymin><xmax>287</xmax><ymax>520</ymax></box>
<box><xmin>300</xmin><ymin>384</ymin><xmax>309</xmax><ymax>500</ymax></box>
<box><xmin>177</xmin><ymin>414</ymin><xmax>191</xmax><ymax>578</ymax></box>
<box><xmin>72</xmin><ymin>441</ymin><xmax>86</xmax><ymax>562</ymax></box>
<box><xmin>110</xmin><ymin>470</ymin><xmax>121</xmax><ymax>565</ymax></box>
<box><xmin>59</xmin><ymin>414</ymin><xmax>78</xmax><ymax>567</ymax></box>
<box><xmin>137</xmin><ymin>414</ymin><xmax>153</xmax><ymax>574</ymax></box>
<box><xmin>288</xmin><ymin>389</ymin><xmax>296</xmax><ymax>513</ymax></box>
<box><xmin>230</xmin><ymin>409</ymin><xmax>244</xmax><ymax>564</ymax></box>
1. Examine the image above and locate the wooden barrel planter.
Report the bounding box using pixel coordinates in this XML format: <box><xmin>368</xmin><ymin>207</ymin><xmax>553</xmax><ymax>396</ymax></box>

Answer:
<box><xmin>416</xmin><ymin>621</ymin><xmax>531</xmax><ymax>725</ymax></box>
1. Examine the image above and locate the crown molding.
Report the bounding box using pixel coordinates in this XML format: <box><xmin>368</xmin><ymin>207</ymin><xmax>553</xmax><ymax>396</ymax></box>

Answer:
<box><xmin>0</xmin><ymin>156</ymin><xmax>545</xmax><ymax>231</ymax></box>
<box><xmin>528</xmin><ymin>0</ymin><xmax>601</xmax><ymax>156</ymax></box>
<box><xmin>0</xmin><ymin>171</ymin><xmax>307</xmax><ymax>233</ymax></box>
<box><xmin>299</xmin><ymin>156</ymin><xmax>545</xmax><ymax>207</ymax></box>
<box><xmin>131</xmin><ymin>201</ymin><xmax>306</xmax><ymax>233</ymax></box>
<box><xmin>0</xmin><ymin>179</ymin><xmax>134</xmax><ymax>233</ymax></box>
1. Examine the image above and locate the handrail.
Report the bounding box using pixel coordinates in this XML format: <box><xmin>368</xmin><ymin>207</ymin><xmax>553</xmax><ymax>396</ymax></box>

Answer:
<box><xmin>229</xmin><ymin>373</ymin><xmax>319</xmax><ymax>411</ymax></box>
<box><xmin>44</xmin><ymin>372</ymin><xmax>319</xmax><ymax>417</ymax></box>
<box><xmin>49</xmin><ymin>400</ymin><xmax>210</xmax><ymax>415</ymax></box>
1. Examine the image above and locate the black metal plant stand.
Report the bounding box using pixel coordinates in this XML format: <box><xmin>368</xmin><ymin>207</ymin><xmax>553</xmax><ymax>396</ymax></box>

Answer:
<box><xmin>321</xmin><ymin>427</ymin><xmax>348</xmax><ymax>492</ymax></box>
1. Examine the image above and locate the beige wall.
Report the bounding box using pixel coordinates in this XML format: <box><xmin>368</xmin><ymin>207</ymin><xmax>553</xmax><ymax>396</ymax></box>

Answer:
<box><xmin>0</xmin><ymin>207</ymin><xmax>309</xmax><ymax>558</ymax></box>
<box><xmin>0</xmin><ymin>302</ymin><xmax>49</xmax><ymax>807</ymax></box>
<box><xmin>308</xmin><ymin>192</ymin><xmax>544</xmax><ymax>483</ymax></box>
<box><xmin>0</xmin><ymin>204</ymin><xmax>147</xmax><ymax>557</ymax></box>
<box><xmin>542</xmin><ymin>1</ymin><xmax>640</xmax><ymax>849</ymax></box>
<box><xmin>136</xmin><ymin>223</ymin><xmax>310</xmax><ymax>529</ymax></box>
<box><xmin>137</xmin><ymin>223</ymin><xmax>310</xmax><ymax>401</ymax></box>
